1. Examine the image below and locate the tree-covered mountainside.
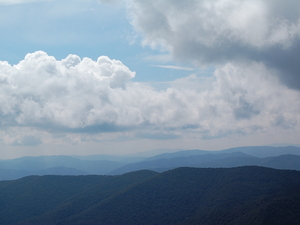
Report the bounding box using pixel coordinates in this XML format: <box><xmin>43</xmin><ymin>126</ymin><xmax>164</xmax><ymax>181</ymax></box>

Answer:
<box><xmin>0</xmin><ymin>170</ymin><xmax>158</xmax><ymax>225</ymax></box>
<box><xmin>1</xmin><ymin>166</ymin><xmax>300</xmax><ymax>225</ymax></box>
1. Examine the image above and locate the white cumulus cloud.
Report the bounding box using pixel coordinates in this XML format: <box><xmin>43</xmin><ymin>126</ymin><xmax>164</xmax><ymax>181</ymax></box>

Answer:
<box><xmin>0</xmin><ymin>51</ymin><xmax>299</xmax><ymax>146</ymax></box>
<box><xmin>0</xmin><ymin>51</ymin><xmax>135</xmax><ymax>130</ymax></box>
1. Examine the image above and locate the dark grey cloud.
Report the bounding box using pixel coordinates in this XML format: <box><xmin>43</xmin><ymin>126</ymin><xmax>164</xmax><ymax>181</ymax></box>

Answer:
<box><xmin>129</xmin><ymin>0</ymin><xmax>300</xmax><ymax>89</ymax></box>
<box><xmin>233</xmin><ymin>96</ymin><xmax>260</xmax><ymax>120</ymax></box>
<box><xmin>272</xmin><ymin>114</ymin><xmax>297</xmax><ymax>129</ymax></box>
<box><xmin>259</xmin><ymin>41</ymin><xmax>300</xmax><ymax>89</ymax></box>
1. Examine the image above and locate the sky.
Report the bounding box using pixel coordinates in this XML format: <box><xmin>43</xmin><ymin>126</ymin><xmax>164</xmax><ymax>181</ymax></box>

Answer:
<box><xmin>0</xmin><ymin>0</ymin><xmax>300</xmax><ymax>159</ymax></box>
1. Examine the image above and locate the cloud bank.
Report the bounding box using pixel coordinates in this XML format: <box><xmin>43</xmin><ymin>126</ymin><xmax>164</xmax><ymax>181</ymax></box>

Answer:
<box><xmin>128</xmin><ymin>0</ymin><xmax>300</xmax><ymax>89</ymax></box>
<box><xmin>0</xmin><ymin>51</ymin><xmax>299</xmax><ymax>146</ymax></box>
<box><xmin>1</xmin><ymin>0</ymin><xmax>299</xmax><ymax>149</ymax></box>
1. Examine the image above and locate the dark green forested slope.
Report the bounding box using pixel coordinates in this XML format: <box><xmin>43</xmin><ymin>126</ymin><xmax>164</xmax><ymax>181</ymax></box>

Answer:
<box><xmin>1</xmin><ymin>166</ymin><xmax>300</xmax><ymax>225</ymax></box>
<box><xmin>0</xmin><ymin>170</ymin><xmax>158</xmax><ymax>225</ymax></box>
<box><xmin>59</xmin><ymin>166</ymin><xmax>300</xmax><ymax>225</ymax></box>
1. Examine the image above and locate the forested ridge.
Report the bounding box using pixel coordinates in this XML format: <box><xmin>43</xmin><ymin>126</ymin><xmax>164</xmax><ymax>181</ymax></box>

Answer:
<box><xmin>0</xmin><ymin>166</ymin><xmax>300</xmax><ymax>224</ymax></box>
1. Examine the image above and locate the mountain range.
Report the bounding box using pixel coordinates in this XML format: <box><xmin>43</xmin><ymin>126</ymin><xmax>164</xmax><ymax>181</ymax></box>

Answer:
<box><xmin>0</xmin><ymin>146</ymin><xmax>300</xmax><ymax>180</ymax></box>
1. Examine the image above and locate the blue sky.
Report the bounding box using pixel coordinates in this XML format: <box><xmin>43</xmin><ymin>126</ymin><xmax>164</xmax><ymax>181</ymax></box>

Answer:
<box><xmin>0</xmin><ymin>0</ymin><xmax>194</xmax><ymax>82</ymax></box>
<box><xmin>1</xmin><ymin>0</ymin><xmax>300</xmax><ymax>159</ymax></box>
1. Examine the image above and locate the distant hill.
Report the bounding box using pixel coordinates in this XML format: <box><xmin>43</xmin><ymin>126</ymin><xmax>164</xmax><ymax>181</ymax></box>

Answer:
<box><xmin>145</xmin><ymin>145</ymin><xmax>300</xmax><ymax>159</ymax></box>
<box><xmin>108</xmin><ymin>152</ymin><xmax>255</xmax><ymax>175</ymax></box>
<box><xmin>1</xmin><ymin>146</ymin><xmax>300</xmax><ymax>180</ymax></box>
<box><xmin>260</xmin><ymin>154</ymin><xmax>300</xmax><ymax>170</ymax></box>
<box><xmin>0</xmin><ymin>167</ymin><xmax>88</xmax><ymax>181</ymax></box>
<box><xmin>32</xmin><ymin>166</ymin><xmax>89</xmax><ymax>176</ymax></box>
<box><xmin>222</xmin><ymin>145</ymin><xmax>300</xmax><ymax>157</ymax></box>
<box><xmin>109</xmin><ymin>152</ymin><xmax>300</xmax><ymax>175</ymax></box>
<box><xmin>0</xmin><ymin>168</ymin><xmax>30</xmax><ymax>181</ymax></box>
<box><xmin>1</xmin><ymin>167</ymin><xmax>299</xmax><ymax>225</ymax></box>
<box><xmin>143</xmin><ymin>149</ymin><xmax>213</xmax><ymax>161</ymax></box>
<box><xmin>71</xmin><ymin>154</ymin><xmax>145</xmax><ymax>163</ymax></box>
<box><xmin>0</xmin><ymin>155</ymin><xmax>125</xmax><ymax>180</ymax></box>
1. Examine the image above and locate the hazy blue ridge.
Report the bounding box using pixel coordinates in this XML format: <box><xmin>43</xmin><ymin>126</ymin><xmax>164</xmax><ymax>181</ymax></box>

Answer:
<box><xmin>222</xmin><ymin>145</ymin><xmax>300</xmax><ymax>157</ymax></box>
<box><xmin>145</xmin><ymin>145</ymin><xmax>300</xmax><ymax>159</ymax></box>
<box><xmin>108</xmin><ymin>151</ymin><xmax>300</xmax><ymax>175</ymax></box>
<box><xmin>108</xmin><ymin>152</ymin><xmax>255</xmax><ymax>175</ymax></box>
<box><xmin>1</xmin><ymin>146</ymin><xmax>300</xmax><ymax>180</ymax></box>
<box><xmin>260</xmin><ymin>154</ymin><xmax>300</xmax><ymax>170</ymax></box>
<box><xmin>0</xmin><ymin>168</ymin><xmax>31</xmax><ymax>181</ymax></box>
<box><xmin>71</xmin><ymin>155</ymin><xmax>146</xmax><ymax>163</ymax></box>
<box><xmin>0</xmin><ymin>155</ymin><xmax>125</xmax><ymax>176</ymax></box>
<box><xmin>0</xmin><ymin>167</ymin><xmax>89</xmax><ymax>181</ymax></box>
<box><xmin>143</xmin><ymin>149</ymin><xmax>214</xmax><ymax>161</ymax></box>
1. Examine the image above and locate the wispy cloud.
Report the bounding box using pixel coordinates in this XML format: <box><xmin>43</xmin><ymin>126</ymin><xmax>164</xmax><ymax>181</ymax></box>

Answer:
<box><xmin>143</xmin><ymin>54</ymin><xmax>172</xmax><ymax>63</ymax></box>
<box><xmin>151</xmin><ymin>65</ymin><xmax>194</xmax><ymax>71</ymax></box>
